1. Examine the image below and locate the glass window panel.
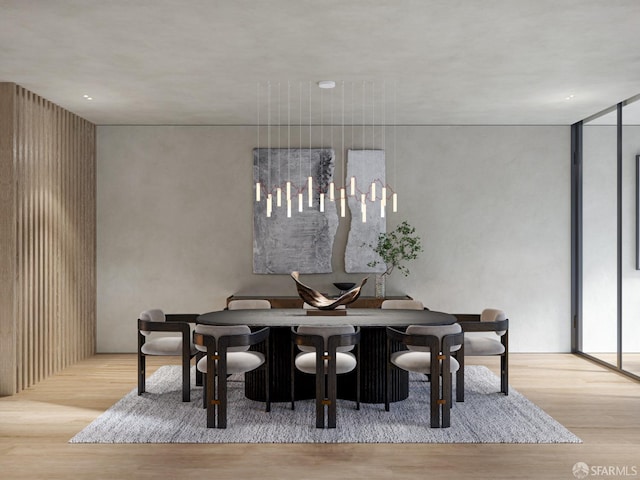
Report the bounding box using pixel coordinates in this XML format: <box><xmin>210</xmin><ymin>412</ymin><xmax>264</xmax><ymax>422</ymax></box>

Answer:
<box><xmin>622</xmin><ymin>99</ymin><xmax>640</xmax><ymax>376</ymax></box>
<box><xmin>582</xmin><ymin>112</ymin><xmax>618</xmax><ymax>365</ymax></box>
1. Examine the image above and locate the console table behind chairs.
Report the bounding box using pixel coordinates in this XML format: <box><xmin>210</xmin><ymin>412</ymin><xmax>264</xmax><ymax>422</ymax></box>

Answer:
<box><xmin>196</xmin><ymin>308</ymin><xmax>457</xmax><ymax>404</ymax></box>
<box><xmin>226</xmin><ymin>295</ymin><xmax>413</xmax><ymax>309</ymax></box>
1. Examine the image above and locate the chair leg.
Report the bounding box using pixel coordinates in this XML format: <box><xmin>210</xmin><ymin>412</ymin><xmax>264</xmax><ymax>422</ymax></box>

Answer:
<box><xmin>384</xmin><ymin>356</ymin><xmax>390</xmax><ymax>412</ymax></box>
<box><xmin>430</xmin><ymin>367</ymin><xmax>440</xmax><ymax>428</ymax></box>
<box><xmin>327</xmin><ymin>372</ymin><xmax>337</xmax><ymax>429</ymax></box>
<box><xmin>205</xmin><ymin>357</ymin><xmax>216</xmax><ymax>428</ymax></box>
<box><xmin>265</xmin><ymin>362</ymin><xmax>271</xmax><ymax>413</ymax></box>
<box><xmin>501</xmin><ymin>353</ymin><xmax>509</xmax><ymax>395</ymax></box>
<box><xmin>217</xmin><ymin>372</ymin><xmax>228</xmax><ymax>429</ymax></box>
<box><xmin>138</xmin><ymin>352</ymin><xmax>146</xmax><ymax>395</ymax></box>
<box><xmin>196</xmin><ymin>353</ymin><xmax>204</xmax><ymax>387</ymax></box>
<box><xmin>182</xmin><ymin>354</ymin><xmax>191</xmax><ymax>402</ymax></box>
<box><xmin>356</xmin><ymin>362</ymin><xmax>360</xmax><ymax>411</ymax></box>
<box><xmin>441</xmin><ymin>374</ymin><xmax>451</xmax><ymax>428</ymax></box>
<box><xmin>456</xmin><ymin>352</ymin><xmax>465</xmax><ymax>402</ymax></box>
<box><xmin>315</xmin><ymin>371</ymin><xmax>325</xmax><ymax>428</ymax></box>
<box><xmin>290</xmin><ymin>343</ymin><xmax>296</xmax><ymax>410</ymax></box>
<box><xmin>201</xmin><ymin>372</ymin><xmax>207</xmax><ymax>409</ymax></box>
<box><xmin>206</xmin><ymin>375</ymin><xmax>217</xmax><ymax>428</ymax></box>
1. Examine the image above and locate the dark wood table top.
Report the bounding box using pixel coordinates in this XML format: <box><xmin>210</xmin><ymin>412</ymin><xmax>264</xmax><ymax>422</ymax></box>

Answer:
<box><xmin>197</xmin><ymin>308</ymin><xmax>456</xmax><ymax>327</ymax></box>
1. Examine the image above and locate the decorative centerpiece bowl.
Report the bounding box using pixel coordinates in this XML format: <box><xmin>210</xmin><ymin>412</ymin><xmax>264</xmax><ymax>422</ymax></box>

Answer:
<box><xmin>333</xmin><ymin>282</ymin><xmax>356</xmax><ymax>295</ymax></box>
<box><xmin>291</xmin><ymin>272</ymin><xmax>367</xmax><ymax>315</ymax></box>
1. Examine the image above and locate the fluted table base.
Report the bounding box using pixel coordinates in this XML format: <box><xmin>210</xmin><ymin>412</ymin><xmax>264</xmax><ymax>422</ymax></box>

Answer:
<box><xmin>245</xmin><ymin>326</ymin><xmax>408</xmax><ymax>404</ymax></box>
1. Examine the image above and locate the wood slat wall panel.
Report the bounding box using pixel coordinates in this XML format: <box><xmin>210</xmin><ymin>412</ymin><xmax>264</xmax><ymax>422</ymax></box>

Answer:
<box><xmin>0</xmin><ymin>83</ymin><xmax>96</xmax><ymax>395</ymax></box>
<box><xmin>0</xmin><ymin>84</ymin><xmax>17</xmax><ymax>396</ymax></box>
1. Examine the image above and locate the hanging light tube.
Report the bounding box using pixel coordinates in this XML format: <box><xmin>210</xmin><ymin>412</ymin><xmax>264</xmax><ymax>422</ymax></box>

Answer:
<box><xmin>320</xmin><ymin>192</ymin><xmax>325</xmax><ymax>212</ymax></box>
<box><xmin>267</xmin><ymin>193</ymin><xmax>273</xmax><ymax>217</ymax></box>
<box><xmin>329</xmin><ymin>182</ymin><xmax>335</xmax><ymax>201</ymax></box>
<box><xmin>361</xmin><ymin>193</ymin><xmax>367</xmax><ymax>223</ymax></box>
<box><xmin>371</xmin><ymin>182</ymin><xmax>376</xmax><ymax>201</ymax></box>
<box><xmin>392</xmin><ymin>192</ymin><xmax>398</xmax><ymax>213</ymax></box>
<box><xmin>340</xmin><ymin>188</ymin><xmax>346</xmax><ymax>218</ymax></box>
<box><xmin>256</xmin><ymin>182</ymin><xmax>261</xmax><ymax>202</ymax></box>
<box><xmin>350</xmin><ymin>176</ymin><xmax>356</xmax><ymax>196</ymax></box>
<box><xmin>276</xmin><ymin>187</ymin><xmax>282</xmax><ymax>207</ymax></box>
<box><xmin>298</xmin><ymin>192</ymin><xmax>303</xmax><ymax>212</ymax></box>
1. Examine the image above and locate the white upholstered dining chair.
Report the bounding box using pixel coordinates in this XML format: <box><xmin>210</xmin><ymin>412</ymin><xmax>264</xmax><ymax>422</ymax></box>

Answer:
<box><xmin>381</xmin><ymin>299</ymin><xmax>425</xmax><ymax>310</ymax></box>
<box><xmin>456</xmin><ymin>308</ymin><xmax>509</xmax><ymax>395</ymax></box>
<box><xmin>385</xmin><ymin>323</ymin><xmax>463</xmax><ymax>428</ymax></box>
<box><xmin>291</xmin><ymin>325</ymin><xmax>360</xmax><ymax>428</ymax></box>
<box><xmin>227</xmin><ymin>299</ymin><xmax>272</xmax><ymax>310</ymax></box>
<box><xmin>193</xmin><ymin>324</ymin><xmax>270</xmax><ymax>428</ymax></box>
<box><xmin>137</xmin><ymin>309</ymin><xmax>200</xmax><ymax>402</ymax></box>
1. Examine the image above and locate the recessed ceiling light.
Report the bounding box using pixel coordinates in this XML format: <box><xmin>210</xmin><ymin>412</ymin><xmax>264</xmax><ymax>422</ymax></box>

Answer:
<box><xmin>318</xmin><ymin>81</ymin><xmax>336</xmax><ymax>89</ymax></box>
<box><xmin>565</xmin><ymin>94</ymin><xmax>575</xmax><ymax>100</ymax></box>
<box><xmin>83</xmin><ymin>94</ymin><xmax>93</xmax><ymax>100</ymax></box>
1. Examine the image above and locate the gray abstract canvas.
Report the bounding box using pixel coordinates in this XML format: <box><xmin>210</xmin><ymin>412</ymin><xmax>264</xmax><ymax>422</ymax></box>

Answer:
<box><xmin>345</xmin><ymin>150</ymin><xmax>387</xmax><ymax>273</ymax></box>
<box><xmin>253</xmin><ymin>148</ymin><xmax>338</xmax><ymax>274</ymax></box>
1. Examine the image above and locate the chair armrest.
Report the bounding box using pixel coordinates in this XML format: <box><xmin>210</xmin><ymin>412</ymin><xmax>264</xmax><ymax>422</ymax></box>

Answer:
<box><xmin>385</xmin><ymin>326</ymin><xmax>408</xmax><ymax>343</ymax></box>
<box><xmin>247</xmin><ymin>326</ymin><xmax>270</xmax><ymax>346</ymax></box>
<box><xmin>215</xmin><ymin>327</ymin><xmax>271</xmax><ymax>351</ymax></box>
<box><xmin>442</xmin><ymin>331</ymin><xmax>464</xmax><ymax>352</ymax></box>
<box><xmin>138</xmin><ymin>318</ymin><xmax>191</xmax><ymax>334</ymax></box>
<box><xmin>291</xmin><ymin>327</ymin><xmax>325</xmax><ymax>352</ymax></box>
<box><xmin>453</xmin><ymin>314</ymin><xmax>480</xmax><ymax>323</ymax></box>
<box><xmin>165</xmin><ymin>313</ymin><xmax>200</xmax><ymax>324</ymax></box>
<box><xmin>193</xmin><ymin>331</ymin><xmax>216</xmax><ymax>351</ymax></box>
<box><xmin>386</xmin><ymin>326</ymin><xmax>440</xmax><ymax>349</ymax></box>
<box><xmin>327</xmin><ymin>327</ymin><xmax>361</xmax><ymax>353</ymax></box>
<box><xmin>459</xmin><ymin>318</ymin><xmax>508</xmax><ymax>333</ymax></box>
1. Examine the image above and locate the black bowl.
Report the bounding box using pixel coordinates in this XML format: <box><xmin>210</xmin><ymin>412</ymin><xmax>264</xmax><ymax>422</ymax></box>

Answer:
<box><xmin>333</xmin><ymin>282</ymin><xmax>356</xmax><ymax>292</ymax></box>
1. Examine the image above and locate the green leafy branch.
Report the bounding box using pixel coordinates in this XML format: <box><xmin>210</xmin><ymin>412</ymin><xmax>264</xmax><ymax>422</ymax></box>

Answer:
<box><xmin>366</xmin><ymin>221</ymin><xmax>423</xmax><ymax>277</ymax></box>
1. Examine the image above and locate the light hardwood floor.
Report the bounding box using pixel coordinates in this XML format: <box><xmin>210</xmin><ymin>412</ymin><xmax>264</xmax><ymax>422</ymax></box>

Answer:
<box><xmin>1</xmin><ymin>354</ymin><xmax>638</xmax><ymax>480</ymax></box>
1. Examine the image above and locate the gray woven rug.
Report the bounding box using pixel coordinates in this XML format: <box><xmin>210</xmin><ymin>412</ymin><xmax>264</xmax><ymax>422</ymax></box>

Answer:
<box><xmin>69</xmin><ymin>365</ymin><xmax>581</xmax><ymax>444</ymax></box>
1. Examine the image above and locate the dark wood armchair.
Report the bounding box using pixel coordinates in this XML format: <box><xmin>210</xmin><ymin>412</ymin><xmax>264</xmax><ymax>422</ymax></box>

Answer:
<box><xmin>454</xmin><ymin>309</ymin><xmax>509</xmax><ymax>396</ymax></box>
<box><xmin>385</xmin><ymin>324</ymin><xmax>464</xmax><ymax>428</ymax></box>
<box><xmin>137</xmin><ymin>310</ymin><xmax>202</xmax><ymax>402</ymax></box>
<box><xmin>291</xmin><ymin>325</ymin><xmax>361</xmax><ymax>428</ymax></box>
<box><xmin>193</xmin><ymin>325</ymin><xmax>270</xmax><ymax>428</ymax></box>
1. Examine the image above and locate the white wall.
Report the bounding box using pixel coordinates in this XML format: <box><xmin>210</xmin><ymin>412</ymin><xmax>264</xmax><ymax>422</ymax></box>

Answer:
<box><xmin>97</xmin><ymin>125</ymin><xmax>570</xmax><ymax>352</ymax></box>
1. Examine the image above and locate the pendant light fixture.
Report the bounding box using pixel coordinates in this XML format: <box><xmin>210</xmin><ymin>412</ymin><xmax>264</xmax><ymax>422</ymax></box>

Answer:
<box><xmin>254</xmin><ymin>80</ymin><xmax>399</xmax><ymax>221</ymax></box>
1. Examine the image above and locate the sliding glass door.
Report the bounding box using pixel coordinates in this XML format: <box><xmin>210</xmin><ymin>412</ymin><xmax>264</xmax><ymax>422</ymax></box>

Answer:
<box><xmin>622</xmin><ymin>100</ymin><xmax>640</xmax><ymax>377</ymax></box>
<box><xmin>581</xmin><ymin>109</ymin><xmax>618</xmax><ymax>365</ymax></box>
<box><xmin>574</xmin><ymin>95</ymin><xmax>640</xmax><ymax>380</ymax></box>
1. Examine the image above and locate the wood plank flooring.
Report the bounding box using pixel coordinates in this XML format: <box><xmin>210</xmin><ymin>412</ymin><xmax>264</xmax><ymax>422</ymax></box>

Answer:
<box><xmin>0</xmin><ymin>354</ymin><xmax>638</xmax><ymax>480</ymax></box>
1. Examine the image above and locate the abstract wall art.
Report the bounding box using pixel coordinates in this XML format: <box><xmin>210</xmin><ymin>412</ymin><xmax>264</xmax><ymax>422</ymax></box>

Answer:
<box><xmin>344</xmin><ymin>149</ymin><xmax>387</xmax><ymax>273</ymax></box>
<box><xmin>253</xmin><ymin>148</ymin><xmax>338</xmax><ymax>274</ymax></box>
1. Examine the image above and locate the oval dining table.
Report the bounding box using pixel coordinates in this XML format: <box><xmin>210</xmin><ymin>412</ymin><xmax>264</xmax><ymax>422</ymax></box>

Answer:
<box><xmin>196</xmin><ymin>308</ymin><xmax>457</xmax><ymax>404</ymax></box>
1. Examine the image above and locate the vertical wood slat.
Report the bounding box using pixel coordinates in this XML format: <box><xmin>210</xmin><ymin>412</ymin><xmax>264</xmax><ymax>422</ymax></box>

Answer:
<box><xmin>0</xmin><ymin>84</ymin><xmax>17</xmax><ymax>396</ymax></box>
<box><xmin>0</xmin><ymin>83</ymin><xmax>96</xmax><ymax>395</ymax></box>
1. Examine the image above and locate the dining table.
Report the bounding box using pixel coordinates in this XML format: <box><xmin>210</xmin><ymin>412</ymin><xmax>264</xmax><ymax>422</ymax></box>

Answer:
<box><xmin>196</xmin><ymin>308</ymin><xmax>457</xmax><ymax>403</ymax></box>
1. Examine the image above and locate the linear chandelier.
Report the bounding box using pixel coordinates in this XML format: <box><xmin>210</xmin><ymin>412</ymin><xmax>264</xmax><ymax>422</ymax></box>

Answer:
<box><xmin>254</xmin><ymin>80</ymin><xmax>398</xmax><ymax>222</ymax></box>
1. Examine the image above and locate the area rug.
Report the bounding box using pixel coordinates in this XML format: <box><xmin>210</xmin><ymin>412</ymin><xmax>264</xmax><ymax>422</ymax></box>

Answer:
<box><xmin>69</xmin><ymin>365</ymin><xmax>581</xmax><ymax>444</ymax></box>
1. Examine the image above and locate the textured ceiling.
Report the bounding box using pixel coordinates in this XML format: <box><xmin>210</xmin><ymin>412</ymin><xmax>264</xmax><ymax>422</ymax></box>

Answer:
<box><xmin>1</xmin><ymin>0</ymin><xmax>639</xmax><ymax>125</ymax></box>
